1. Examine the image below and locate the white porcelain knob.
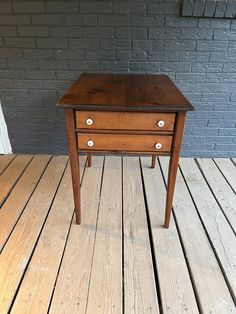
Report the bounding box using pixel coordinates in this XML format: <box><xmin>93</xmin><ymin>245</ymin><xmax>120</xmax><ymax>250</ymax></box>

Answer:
<box><xmin>155</xmin><ymin>143</ymin><xmax>162</xmax><ymax>150</ymax></box>
<box><xmin>87</xmin><ymin>140</ymin><xmax>94</xmax><ymax>147</ymax></box>
<box><xmin>157</xmin><ymin>120</ymin><xmax>165</xmax><ymax>127</ymax></box>
<box><xmin>86</xmin><ymin>118</ymin><xmax>93</xmax><ymax>126</ymax></box>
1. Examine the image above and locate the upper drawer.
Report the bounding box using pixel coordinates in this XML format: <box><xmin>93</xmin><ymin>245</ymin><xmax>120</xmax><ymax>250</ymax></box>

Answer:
<box><xmin>75</xmin><ymin>111</ymin><xmax>175</xmax><ymax>131</ymax></box>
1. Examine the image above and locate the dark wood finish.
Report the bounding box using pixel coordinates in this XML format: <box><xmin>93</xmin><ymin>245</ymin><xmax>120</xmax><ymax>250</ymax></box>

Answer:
<box><xmin>57</xmin><ymin>73</ymin><xmax>194</xmax><ymax>112</ymax></box>
<box><xmin>164</xmin><ymin>112</ymin><xmax>186</xmax><ymax>228</ymax></box>
<box><xmin>76</xmin><ymin>111</ymin><xmax>175</xmax><ymax>132</ymax></box>
<box><xmin>87</xmin><ymin>154</ymin><xmax>92</xmax><ymax>167</ymax></box>
<box><xmin>60</xmin><ymin>73</ymin><xmax>194</xmax><ymax>228</ymax></box>
<box><xmin>79</xmin><ymin>150</ymin><xmax>170</xmax><ymax>156</ymax></box>
<box><xmin>151</xmin><ymin>155</ymin><xmax>156</xmax><ymax>169</ymax></box>
<box><xmin>77</xmin><ymin>133</ymin><xmax>173</xmax><ymax>153</ymax></box>
<box><xmin>76</xmin><ymin>129</ymin><xmax>175</xmax><ymax>136</ymax></box>
<box><xmin>65</xmin><ymin>109</ymin><xmax>81</xmax><ymax>224</ymax></box>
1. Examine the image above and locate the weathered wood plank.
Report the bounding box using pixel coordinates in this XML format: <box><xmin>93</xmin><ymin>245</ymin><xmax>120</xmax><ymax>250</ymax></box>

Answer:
<box><xmin>0</xmin><ymin>156</ymin><xmax>68</xmax><ymax>313</ymax></box>
<box><xmin>182</xmin><ymin>0</ymin><xmax>194</xmax><ymax>16</ymax></box>
<box><xmin>0</xmin><ymin>155</ymin><xmax>51</xmax><ymax>251</ymax></box>
<box><xmin>160</xmin><ymin>157</ymin><xmax>236</xmax><ymax>313</ymax></box>
<box><xmin>225</xmin><ymin>1</ymin><xmax>236</xmax><ymax>18</ymax></box>
<box><xmin>0</xmin><ymin>154</ymin><xmax>15</xmax><ymax>175</ymax></box>
<box><xmin>197</xmin><ymin>158</ymin><xmax>236</xmax><ymax>232</ymax></box>
<box><xmin>204</xmin><ymin>0</ymin><xmax>217</xmax><ymax>17</ymax></box>
<box><xmin>214</xmin><ymin>158</ymin><xmax>236</xmax><ymax>193</ymax></box>
<box><xmin>123</xmin><ymin>157</ymin><xmax>159</xmax><ymax>314</ymax></box>
<box><xmin>215</xmin><ymin>1</ymin><xmax>228</xmax><ymax>17</ymax></box>
<box><xmin>49</xmin><ymin>156</ymin><xmax>104</xmax><ymax>314</ymax></box>
<box><xmin>11</xmin><ymin>157</ymin><xmax>86</xmax><ymax>314</ymax></box>
<box><xmin>86</xmin><ymin>156</ymin><xmax>122</xmax><ymax>314</ymax></box>
<box><xmin>140</xmin><ymin>157</ymin><xmax>199</xmax><ymax>314</ymax></box>
<box><xmin>0</xmin><ymin>155</ymin><xmax>33</xmax><ymax>206</ymax></box>
<box><xmin>178</xmin><ymin>158</ymin><xmax>236</xmax><ymax>304</ymax></box>
<box><xmin>193</xmin><ymin>0</ymin><xmax>206</xmax><ymax>17</ymax></box>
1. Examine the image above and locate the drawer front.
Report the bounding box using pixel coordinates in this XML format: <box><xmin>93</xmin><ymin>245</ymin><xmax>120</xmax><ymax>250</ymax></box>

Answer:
<box><xmin>75</xmin><ymin>111</ymin><xmax>175</xmax><ymax>131</ymax></box>
<box><xmin>77</xmin><ymin>133</ymin><xmax>172</xmax><ymax>152</ymax></box>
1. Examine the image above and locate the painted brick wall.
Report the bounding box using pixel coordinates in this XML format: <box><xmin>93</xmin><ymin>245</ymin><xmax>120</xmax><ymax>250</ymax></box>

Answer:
<box><xmin>0</xmin><ymin>0</ymin><xmax>236</xmax><ymax>157</ymax></box>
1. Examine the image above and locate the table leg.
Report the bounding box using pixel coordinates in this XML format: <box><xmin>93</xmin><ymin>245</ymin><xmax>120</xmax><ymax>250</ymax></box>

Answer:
<box><xmin>151</xmin><ymin>155</ymin><xmax>156</xmax><ymax>168</ymax></box>
<box><xmin>164</xmin><ymin>112</ymin><xmax>186</xmax><ymax>228</ymax></box>
<box><xmin>87</xmin><ymin>153</ymin><xmax>92</xmax><ymax>167</ymax></box>
<box><xmin>65</xmin><ymin>109</ymin><xmax>81</xmax><ymax>225</ymax></box>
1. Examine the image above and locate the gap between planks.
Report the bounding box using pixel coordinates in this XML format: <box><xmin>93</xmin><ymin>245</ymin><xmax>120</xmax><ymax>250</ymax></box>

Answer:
<box><xmin>0</xmin><ymin>156</ymin><xmax>68</xmax><ymax>313</ymax></box>
<box><xmin>10</xmin><ymin>157</ymin><xmax>87</xmax><ymax>314</ymax></box>
<box><xmin>177</xmin><ymin>158</ymin><xmax>236</xmax><ymax>308</ymax></box>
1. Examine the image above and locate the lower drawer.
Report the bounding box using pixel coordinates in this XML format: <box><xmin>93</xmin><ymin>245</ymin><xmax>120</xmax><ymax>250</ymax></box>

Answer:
<box><xmin>77</xmin><ymin>133</ymin><xmax>172</xmax><ymax>153</ymax></box>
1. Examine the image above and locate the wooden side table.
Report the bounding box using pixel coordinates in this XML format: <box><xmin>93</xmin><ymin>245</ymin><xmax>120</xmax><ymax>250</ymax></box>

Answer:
<box><xmin>57</xmin><ymin>73</ymin><xmax>194</xmax><ymax>228</ymax></box>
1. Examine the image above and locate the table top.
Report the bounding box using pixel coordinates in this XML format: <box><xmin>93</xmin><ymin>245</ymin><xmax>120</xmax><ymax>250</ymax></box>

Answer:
<box><xmin>57</xmin><ymin>73</ymin><xmax>194</xmax><ymax>112</ymax></box>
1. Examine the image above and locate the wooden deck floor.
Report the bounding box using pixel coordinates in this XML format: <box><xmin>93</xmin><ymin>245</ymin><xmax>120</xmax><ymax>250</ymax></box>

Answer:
<box><xmin>0</xmin><ymin>154</ymin><xmax>235</xmax><ymax>314</ymax></box>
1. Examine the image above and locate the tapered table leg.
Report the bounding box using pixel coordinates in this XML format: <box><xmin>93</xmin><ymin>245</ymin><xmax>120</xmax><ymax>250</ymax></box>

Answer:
<box><xmin>164</xmin><ymin>112</ymin><xmax>186</xmax><ymax>228</ymax></box>
<box><xmin>151</xmin><ymin>155</ymin><xmax>156</xmax><ymax>169</ymax></box>
<box><xmin>65</xmin><ymin>109</ymin><xmax>81</xmax><ymax>225</ymax></box>
<box><xmin>87</xmin><ymin>153</ymin><xmax>92</xmax><ymax>167</ymax></box>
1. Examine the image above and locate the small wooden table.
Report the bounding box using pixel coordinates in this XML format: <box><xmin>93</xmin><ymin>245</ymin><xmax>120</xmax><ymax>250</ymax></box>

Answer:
<box><xmin>57</xmin><ymin>73</ymin><xmax>194</xmax><ymax>228</ymax></box>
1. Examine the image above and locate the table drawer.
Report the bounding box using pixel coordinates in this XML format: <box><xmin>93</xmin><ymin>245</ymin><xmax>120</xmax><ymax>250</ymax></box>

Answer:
<box><xmin>77</xmin><ymin>133</ymin><xmax>173</xmax><ymax>152</ymax></box>
<box><xmin>75</xmin><ymin>111</ymin><xmax>175</xmax><ymax>132</ymax></box>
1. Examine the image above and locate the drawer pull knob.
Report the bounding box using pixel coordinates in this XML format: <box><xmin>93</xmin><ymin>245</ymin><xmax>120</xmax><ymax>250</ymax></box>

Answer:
<box><xmin>87</xmin><ymin>140</ymin><xmax>94</xmax><ymax>147</ymax></box>
<box><xmin>155</xmin><ymin>143</ymin><xmax>162</xmax><ymax>150</ymax></box>
<box><xmin>157</xmin><ymin>120</ymin><xmax>165</xmax><ymax>127</ymax></box>
<box><xmin>86</xmin><ymin>118</ymin><xmax>93</xmax><ymax>126</ymax></box>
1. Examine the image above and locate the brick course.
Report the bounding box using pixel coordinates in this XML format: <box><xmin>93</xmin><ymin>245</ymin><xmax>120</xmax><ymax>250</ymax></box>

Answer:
<box><xmin>0</xmin><ymin>0</ymin><xmax>235</xmax><ymax>156</ymax></box>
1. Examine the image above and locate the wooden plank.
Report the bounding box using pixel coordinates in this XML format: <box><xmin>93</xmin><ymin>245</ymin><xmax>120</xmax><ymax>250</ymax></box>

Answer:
<box><xmin>0</xmin><ymin>154</ymin><xmax>15</xmax><ymax>175</ymax></box>
<box><xmin>193</xmin><ymin>0</ymin><xmax>206</xmax><ymax>17</ymax></box>
<box><xmin>123</xmin><ymin>157</ymin><xmax>159</xmax><ymax>313</ymax></box>
<box><xmin>214</xmin><ymin>158</ymin><xmax>236</xmax><ymax>193</ymax></box>
<box><xmin>177</xmin><ymin>158</ymin><xmax>236</xmax><ymax>303</ymax></box>
<box><xmin>182</xmin><ymin>0</ymin><xmax>194</xmax><ymax>16</ymax></box>
<box><xmin>204</xmin><ymin>0</ymin><xmax>217</xmax><ymax>17</ymax></box>
<box><xmin>11</xmin><ymin>157</ymin><xmax>86</xmax><ymax>314</ymax></box>
<box><xmin>225</xmin><ymin>1</ymin><xmax>236</xmax><ymax>18</ymax></box>
<box><xmin>86</xmin><ymin>156</ymin><xmax>122</xmax><ymax>313</ymax></box>
<box><xmin>0</xmin><ymin>155</ymin><xmax>33</xmax><ymax>206</ymax></box>
<box><xmin>0</xmin><ymin>156</ymin><xmax>68</xmax><ymax>313</ymax></box>
<box><xmin>0</xmin><ymin>155</ymin><xmax>51</xmax><ymax>251</ymax></box>
<box><xmin>140</xmin><ymin>157</ymin><xmax>199</xmax><ymax>314</ymax></box>
<box><xmin>160</xmin><ymin>157</ymin><xmax>236</xmax><ymax>313</ymax></box>
<box><xmin>215</xmin><ymin>1</ymin><xmax>228</xmax><ymax>17</ymax></box>
<box><xmin>49</xmin><ymin>156</ymin><xmax>104</xmax><ymax>314</ymax></box>
<box><xmin>197</xmin><ymin>158</ymin><xmax>236</xmax><ymax>232</ymax></box>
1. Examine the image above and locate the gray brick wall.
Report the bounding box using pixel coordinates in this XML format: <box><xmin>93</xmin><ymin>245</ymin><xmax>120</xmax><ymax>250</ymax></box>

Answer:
<box><xmin>0</xmin><ymin>0</ymin><xmax>236</xmax><ymax>157</ymax></box>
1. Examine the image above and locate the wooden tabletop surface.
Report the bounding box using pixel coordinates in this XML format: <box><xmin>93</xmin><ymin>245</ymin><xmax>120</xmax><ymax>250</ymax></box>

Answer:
<box><xmin>57</xmin><ymin>73</ymin><xmax>194</xmax><ymax>112</ymax></box>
